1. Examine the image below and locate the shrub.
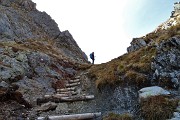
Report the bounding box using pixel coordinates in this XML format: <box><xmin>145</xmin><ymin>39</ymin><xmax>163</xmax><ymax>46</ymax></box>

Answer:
<box><xmin>124</xmin><ymin>70</ymin><xmax>148</xmax><ymax>87</ymax></box>
<box><xmin>140</xmin><ymin>96</ymin><xmax>178</xmax><ymax>120</ymax></box>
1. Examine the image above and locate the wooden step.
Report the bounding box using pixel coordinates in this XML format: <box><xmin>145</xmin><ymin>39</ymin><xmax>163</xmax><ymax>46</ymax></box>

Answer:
<box><xmin>37</xmin><ymin>112</ymin><xmax>101</xmax><ymax>120</ymax></box>
<box><xmin>57</xmin><ymin>91</ymin><xmax>78</xmax><ymax>95</ymax></box>
<box><xmin>75</xmin><ymin>76</ymin><xmax>80</xmax><ymax>79</ymax></box>
<box><xmin>66</xmin><ymin>82</ymin><xmax>80</xmax><ymax>87</ymax></box>
<box><xmin>69</xmin><ymin>79</ymin><xmax>80</xmax><ymax>83</ymax></box>
<box><xmin>37</xmin><ymin>95</ymin><xmax>94</xmax><ymax>105</ymax></box>
<box><xmin>57</xmin><ymin>87</ymin><xmax>76</xmax><ymax>92</ymax></box>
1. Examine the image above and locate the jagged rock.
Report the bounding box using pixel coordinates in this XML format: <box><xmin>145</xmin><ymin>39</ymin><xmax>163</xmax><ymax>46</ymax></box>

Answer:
<box><xmin>0</xmin><ymin>81</ymin><xmax>9</xmax><ymax>88</ymax></box>
<box><xmin>138</xmin><ymin>86</ymin><xmax>170</xmax><ymax>99</ymax></box>
<box><xmin>151</xmin><ymin>36</ymin><xmax>180</xmax><ymax>89</ymax></box>
<box><xmin>0</xmin><ymin>57</ymin><xmax>26</xmax><ymax>82</ymax></box>
<box><xmin>0</xmin><ymin>0</ymin><xmax>88</xmax><ymax>63</ymax></box>
<box><xmin>21</xmin><ymin>0</ymin><xmax>36</xmax><ymax>11</ymax></box>
<box><xmin>127</xmin><ymin>38</ymin><xmax>147</xmax><ymax>52</ymax></box>
<box><xmin>0</xmin><ymin>82</ymin><xmax>31</xmax><ymax>108</ymax></box>
<box><xmin>55</xmin><ymin>30</ymin><xmax>88</xmax><ymax>62</ymax></box>
<box><xmin>169</xmin><ymin>112</ymin><xmax>180</xmax><ymax>120</ymax></box>
<box><xmin>15</xmin><ymin>77</ymin><xmax>55</xmax><ymax>105</ymax></box>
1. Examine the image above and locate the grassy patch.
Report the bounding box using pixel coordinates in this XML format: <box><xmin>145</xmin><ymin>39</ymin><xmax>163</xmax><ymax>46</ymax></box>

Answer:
<box><xmin>88</xmin><ymin>46</ymin><xmax>156</xmax><ymax>88</ymax></box>
<box><xmin>144</xmin><ymin>23</ymin><xmax>180</xmax><ymax>44</ymax></box>
<box><xmin>88</xmin><ymin>19</ymin><xmax>180</xmax><ymax>88</ymax></box>
<box><xmin>140</xmin><ymin>96</ymin><xmax>178</xmax><ymax>120</ymax></box>
<box><xmin>103</xmin><ymin>113</ymin><xmax>133</xmax><ymax>120</ymax></box>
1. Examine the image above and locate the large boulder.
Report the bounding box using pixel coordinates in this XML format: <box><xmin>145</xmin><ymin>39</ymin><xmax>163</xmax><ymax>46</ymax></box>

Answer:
<box><xmin>127</xmin><ymin>38</ymin><xmax>147</xmax><ymax>52</ymax></box>
<box><xmin>138</xmin><ymin>86</ymin><xmax>170</xmax><ymax>99</ymax></box>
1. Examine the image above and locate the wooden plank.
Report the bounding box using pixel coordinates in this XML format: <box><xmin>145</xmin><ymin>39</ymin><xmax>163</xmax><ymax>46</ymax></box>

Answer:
<box><xmin>69</xmin><ymin>79</ymin><xmax>80</xmax><ymax>83</ymax></box>
<box><xmin>37</xmin><ymin>95</ymin><xmax>94</xmax><ymax>105</ymax></box>
<box><xmin>58</xmin><ymin>91</ymin><xmax>78</xmax><ymax>95</ymax></box>
<box><xmin>37</xmin><ymin>112</ymin><xmax>101</xmax><ymax>120</ymax></box>
<box><xmin>56</xmin><ymin>87</ymin><xmax>75</xmax><ymax>92</ymax></box>
<box><xmin>65</xmin><ymin>82</ymin><xmax>80</xmax><ymax>87</ymax></box>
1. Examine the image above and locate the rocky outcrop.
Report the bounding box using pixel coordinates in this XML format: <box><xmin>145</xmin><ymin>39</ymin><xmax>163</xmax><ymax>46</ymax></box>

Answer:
<box><xmin>0</xmin><ymin>0</ymin><xmax>89</xmax><ymax>119</ymax></box>
<box><xmin>55</xmin><ymin>30</ymin><xmax>88</xmax><ymax>62</ymax></box>
<box><xmin>127</xmin><ymin>38</ymin><xmax>147</xmax><ymax>52</ymax></box>
<box><xmin>0</xmin><ymin>0</ymin><xmax>87</xmax><ymax>63</ymax></box>
<box><xmin>151</xmin><ymin>36</ymin><xmax>180</xmax><ymax>89</ymax></box>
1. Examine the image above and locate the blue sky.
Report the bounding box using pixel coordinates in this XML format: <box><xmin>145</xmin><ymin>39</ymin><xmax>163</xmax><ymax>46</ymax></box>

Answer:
<box><xmin>32</xmin><ymin>0</ymin><xmax>179</xmax><ymax>64</ymax></box>
<box><xmin>124</xmin><ymin>0</ymin><xmax>179</xmax><ymax>37</ymax></box>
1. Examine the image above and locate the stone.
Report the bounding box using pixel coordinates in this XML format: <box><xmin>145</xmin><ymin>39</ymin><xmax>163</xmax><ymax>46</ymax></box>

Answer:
<box><xmin>36</xmin><ymin>102</ymin><xmax>57</xmax><ymax>112</ymax></box>
<box><xmin>127</xmin><ymin>38</ymin><xmax>146</xmax><ymax>52</ymax></box>
<box><xmin>169</xmin><ymin>112</ymin><xmax>180</xmax><ymax>120</ymax></box>
<box><xmin>176</xmin><ymin>106</ymin><xmax>180</xmax><ymax>112</ymax></box>
<box><xmin>0</xmin><ymin>81</ymin><xmax>9</xmax><ymax>88</ymax></box>
<box><xmin>56</xmin><ymin>103</ymin><xmax>69</xmax><ymax>114</ymax></box>
<box><xmin>138</xmin><ymin>86</ymin><xmax>170</xmax><ymax>99</ymax></box>
<box><xmin>21</xmin><ymin>0</ymin><xmax>36</xmax><ymax>11</ymax></box>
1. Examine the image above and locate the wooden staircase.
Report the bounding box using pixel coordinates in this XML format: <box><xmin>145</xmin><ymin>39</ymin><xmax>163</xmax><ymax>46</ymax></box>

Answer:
<box><xmin>36</xmin><ymin>73</ymin><xmax>101</xmax><ymax>120</ymax></box>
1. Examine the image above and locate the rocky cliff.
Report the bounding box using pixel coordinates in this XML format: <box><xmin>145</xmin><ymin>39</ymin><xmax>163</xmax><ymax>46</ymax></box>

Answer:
<box><xmin>0</xmin><ymin>0</ymin><xmax>89</xmax><ymax>119</ymax></box>
<box><xmin>0</xmin><ymin>0</ymin><xmax>87</xmax><ymax>62</ymax></box>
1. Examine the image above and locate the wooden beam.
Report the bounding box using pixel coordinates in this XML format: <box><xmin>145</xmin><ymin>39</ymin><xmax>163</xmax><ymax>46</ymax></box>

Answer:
<box><xmin>65</xmin><ymin>82</ymin><xmax>80</xmax><ymax>87</ymax></box>
<box><xmin>37</xmin><ymin>95</ymin><xmax>94</xmax><ymax>105</ymax></box>
<box><xmin>69</xmin><ymin>79</ymin><xmax>80</xmax><ymax>83</ymax></box>
<box><xmin>57</xmin><ymin>87</ymin><xmax>75</xmax><ymax>92</ymax></box>
<box><xmin>37</xmin><ymin>112</ymin><xmax>101</xmax><ymax>120</ymax></box>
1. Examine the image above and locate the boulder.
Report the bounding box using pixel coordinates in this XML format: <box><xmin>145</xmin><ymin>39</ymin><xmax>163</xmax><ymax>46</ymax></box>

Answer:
<box><xmin>127</xmin><ymin>38</ymin><xmax>147</xmax><ymax>52</ymax></box>
<box><xmin>138</xmin><ymin>86</ymin><xmax>170</xmax><ymax>99</ymax></box>
<box><xmin>169</xmin><ymin>112</ymin><xmax>180</xmax><ymax>120</ymax></box>
<box><xmin>36</xmin><ymin>102</ymin><xmax>57</xmax><ymax>112</ymax></box>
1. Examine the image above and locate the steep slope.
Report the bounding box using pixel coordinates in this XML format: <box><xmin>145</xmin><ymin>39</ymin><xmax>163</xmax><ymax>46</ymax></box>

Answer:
<box><xmin>0</xmin><ymin>0</ymin><xmax>90</xmax><ymax>119</ymax></box>
<box><xmin>0</xmin><ymin>0</ymin><xmax>87</xmax><ymax>63</ymax></box>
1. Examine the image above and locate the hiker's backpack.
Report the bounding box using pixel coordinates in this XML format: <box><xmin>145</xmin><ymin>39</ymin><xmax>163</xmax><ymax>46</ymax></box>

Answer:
<box><xmin>90</xmin><ymin>53</ymin><xmax>93</xmax><ymax>59</ymax></box>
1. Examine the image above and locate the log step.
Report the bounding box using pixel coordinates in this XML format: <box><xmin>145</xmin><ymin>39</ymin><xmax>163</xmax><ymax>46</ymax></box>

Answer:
<box><xmin>44</xmin><ymin>94</ymin><xmax>69</xmax><ymax>98</ymax></box>
<box><xmin>75</xmin><ymin>76</ymin><xmax>80</xmax><ymax>79</ymax></box>
<box><xmin>69</xmin><ymin>79</ymin><xmax>80</xmax><ymax>83</ymax></box>
<box><xmin>37</xmin><ymin>95</ymin><xmax>94</xmax><ymax>105</ymax></box>
<box><xmin>37</xmin><ymin>112</ymin><xmax>101</xmax><ymax>120</ymax></box>
<box><xmin>66</xmin><ymin>82</ymin><xmax>80</xmax><ymax>87</ymax></box>
<box><xmin>57</xmin><ymin>87</ymin><xmax>76</xmax><ymax>92</ymax></box>
<box><xmin>57</xmin><ymin>91</ymin><xmax>78</xmax><ymax>95</ymax></box>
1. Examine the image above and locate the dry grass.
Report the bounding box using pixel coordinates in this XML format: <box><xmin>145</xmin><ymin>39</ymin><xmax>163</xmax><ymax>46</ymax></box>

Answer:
<box><xmin>88</xmin><ymin>46</ymin><xmax>156</xmax><ymax>88</ymax></box>
<box><xmin>103</xmin><ymin>113</ymin><xmax>133</xmax><ymax>120</ymax></box>
<box><xmin>124</xmin><ymin>70</ymin><xmax>148</xmax><ymax>87</ymax></box>
<box><xmin>0</xmin><ymin>39</ymin><xmax>76</xmax><ymax>64</ymax></box>
<box><xmin>144</xmin><ymin>23</ymin><xmax>180</xmax><ymax>44</ymax></box>
<box><xmin>88</xmin><ymin>20</ymin><xmax>180</xmax><ymax>88</ymax></box>
<box><xmin>140</xmin><ymin>96</ymin><xmax>178</xmax><ymax>120</ymax></box>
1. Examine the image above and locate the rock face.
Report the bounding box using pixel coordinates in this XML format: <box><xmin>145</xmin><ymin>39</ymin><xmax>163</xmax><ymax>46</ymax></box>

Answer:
<box><xmin>151</xmin><ymin>36</ymin><xmax>180</xmax><ymax>89</ymax></box>
<box><xmin>0</xmin><ymin>0</ymin><xmax>87</xmax><ymax>63</ymax></box>
<box><xmin>0</xmin><ymin>0</ymin><xmax>88</xmax><ymax>119</ymax></box>
<box><xmin>127</xmin><ymin>38</ymin><xmax>147</xmax><ymax>52</ymax></box>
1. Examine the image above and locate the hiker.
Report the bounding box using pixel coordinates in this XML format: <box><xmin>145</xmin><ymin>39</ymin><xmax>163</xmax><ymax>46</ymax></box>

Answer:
<box><xmin>90</xmin><ymin>52</ymin><xmax>95</xmax><ymax>64</ymax></box>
